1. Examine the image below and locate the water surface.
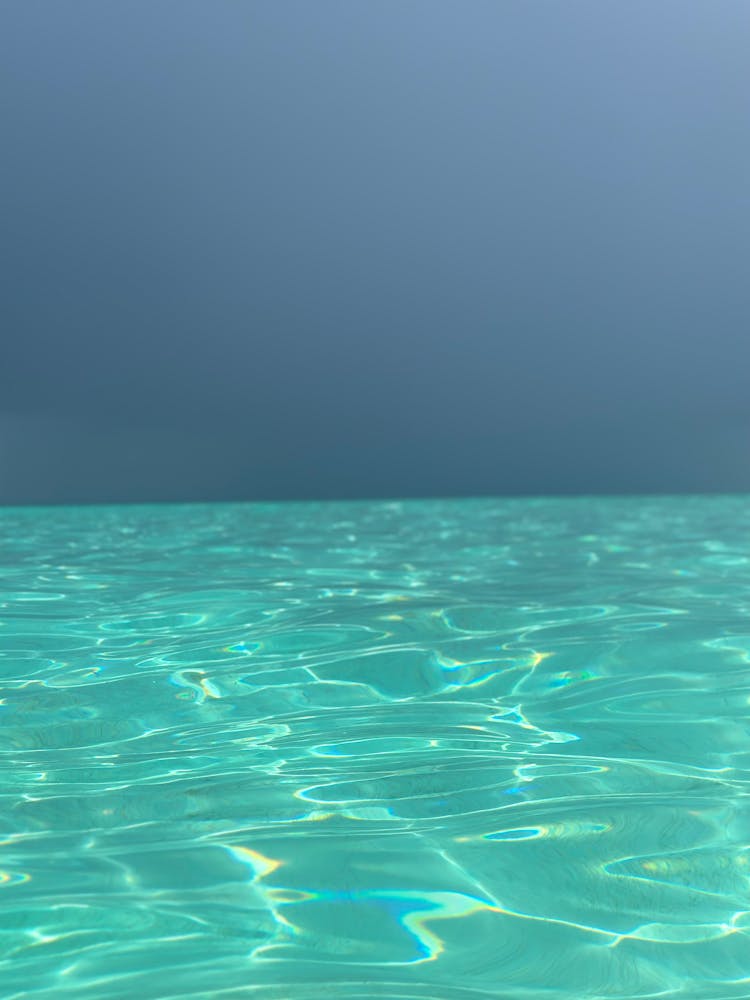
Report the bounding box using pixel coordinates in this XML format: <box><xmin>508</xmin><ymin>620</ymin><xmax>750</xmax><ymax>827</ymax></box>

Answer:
<box><xmin>1</xmin><ymin>496</ymin><xmax>750</xmax><ymax>998</ymax></box>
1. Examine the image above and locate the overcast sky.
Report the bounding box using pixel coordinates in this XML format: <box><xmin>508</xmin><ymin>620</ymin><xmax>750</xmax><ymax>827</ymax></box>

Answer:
<box><xmin>2</xmin><ymin>0</ymin><xmax>749</xmax><ymax>504</ymax></box>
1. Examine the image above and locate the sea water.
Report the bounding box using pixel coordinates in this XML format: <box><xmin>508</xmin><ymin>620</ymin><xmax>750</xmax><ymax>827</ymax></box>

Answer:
<box><xmin>1</xmin><ymin>496</ymin><xmax>749</xmax><ymax>998</ymax></box>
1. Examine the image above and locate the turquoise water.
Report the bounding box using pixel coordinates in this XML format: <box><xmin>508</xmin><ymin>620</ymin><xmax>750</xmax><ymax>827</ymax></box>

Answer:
<box><xmin>1</xmin><ymin>496</ymin><xmax>750</xmax><ymax>999</ymax></box>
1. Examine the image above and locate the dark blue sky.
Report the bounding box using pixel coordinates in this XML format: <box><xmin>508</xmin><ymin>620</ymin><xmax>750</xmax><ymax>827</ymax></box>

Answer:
<box><xmin>2</xmin><ymin>1</ymin><xmax>749</xmax><ymax>503</ymax></box>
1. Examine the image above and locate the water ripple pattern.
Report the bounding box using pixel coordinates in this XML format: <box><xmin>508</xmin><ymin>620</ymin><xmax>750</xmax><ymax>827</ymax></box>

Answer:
<box><xmin>1</xmin><ymin>496</ymin><xmax>750</xmax><ymax>998</ymax></box>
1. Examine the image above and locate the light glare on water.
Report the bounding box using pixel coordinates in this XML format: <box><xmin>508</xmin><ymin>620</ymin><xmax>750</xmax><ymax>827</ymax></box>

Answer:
<box><xmin>1</xmin><ymin>496</ymin><xmax>750</xmax><ymax>998</ymax></box>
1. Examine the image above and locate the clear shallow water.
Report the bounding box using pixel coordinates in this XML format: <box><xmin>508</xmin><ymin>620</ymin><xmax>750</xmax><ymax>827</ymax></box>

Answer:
<box><xmin>1</xmin><ymin>495</ymin><xmax>750</xmax><ymax>999</ymax></box>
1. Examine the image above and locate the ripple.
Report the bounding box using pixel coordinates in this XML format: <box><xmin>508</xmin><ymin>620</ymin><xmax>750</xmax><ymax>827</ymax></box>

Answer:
<box><xmin>2</xmin><ymin>496</ymin><xmax>750</xmax><ymax>997</ymax></box>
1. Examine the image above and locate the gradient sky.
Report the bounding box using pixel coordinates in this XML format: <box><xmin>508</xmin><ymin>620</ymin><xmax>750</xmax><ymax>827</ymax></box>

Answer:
<box><xmin>2</xmin><ymin>1</ymin><xmax>749</xmax><ymax>504</ymax></box>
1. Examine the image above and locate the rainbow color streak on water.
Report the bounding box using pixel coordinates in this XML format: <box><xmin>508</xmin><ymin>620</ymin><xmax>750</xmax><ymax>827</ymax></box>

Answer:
<box><xmin>1</xmin><ymin>496</ymin><xmax>750</xmax><ymax>998</ymax></box>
